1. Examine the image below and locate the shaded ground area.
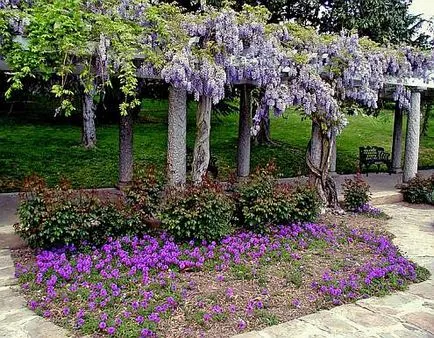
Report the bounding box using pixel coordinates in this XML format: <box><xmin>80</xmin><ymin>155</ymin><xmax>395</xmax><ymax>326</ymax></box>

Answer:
<box><xmin>1</xmin><ymin>103</ymin><xmax>433</xmax><ymax>192</ymax></box>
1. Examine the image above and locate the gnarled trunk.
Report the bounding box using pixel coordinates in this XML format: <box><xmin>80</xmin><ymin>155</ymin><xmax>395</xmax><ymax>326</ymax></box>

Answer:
<box><xmin>82</xmin><ymin>88</ymin><xmax>97</xmax><ymax>149</ymax></box>
<box><xmin>256</xmin><ymin>114</ymin><xmax>272</xmax><ymax>144</ymax></box>
<box><xmin>307</xmin><ymin>121</ymin><xmax>340</xmax><ymax>210</ymax></box>
<box><xmin>167</xmin><ymin>87</ymin><xmax>187</xmax><ymax>187</ymax></box>
<box><xmin>192</xmin><ymin>96</ymin><xmax>212</xmax><ymax>184</ymax></box>
<box><xmin>119</xmin><ymin>112</ymin><xmax>133</xmax><ymax>188</ymax></box>
<box><xmin>237</xmin><ymin>85</ymin><xmax>252</xmax><ymax>178</ymax></box>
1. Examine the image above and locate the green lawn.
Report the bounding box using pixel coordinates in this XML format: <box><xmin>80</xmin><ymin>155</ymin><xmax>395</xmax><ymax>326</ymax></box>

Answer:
<box><xmin>0</xmin><ymin>99</ymin><xmax>433</xmax><ymax>191</ymax></box>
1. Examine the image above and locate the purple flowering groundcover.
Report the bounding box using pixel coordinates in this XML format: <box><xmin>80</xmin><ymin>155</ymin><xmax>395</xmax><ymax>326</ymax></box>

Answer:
<box><xmin>13</xmin><ymin>216</ymin><xmax>429</xmax><ymax>338</ymax></box>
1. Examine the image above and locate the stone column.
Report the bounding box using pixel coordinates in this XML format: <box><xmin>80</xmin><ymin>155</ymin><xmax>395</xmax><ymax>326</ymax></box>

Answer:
<box><xmin>237</xmin><ymin>85</ymin><xmax>252</xmax><ymax>178</ymax></box>
<box><xmin>329</xmin><ymin>130</ymin><xmax>337</xmax><ymax>176</ymax></box>
<box><xmin>391</xmin><ymin>102</ymin><xmax>403</xmax><ymax>173</ymax></box>
<box><xmin>403</xmin><ymin>90</ymin><xmax>422</xmax><ymax>182</ymax></box>
<box><xmin>167</xmin><ymin>87</ymin><xmax>187</xmax><ymax>187</ymax></box>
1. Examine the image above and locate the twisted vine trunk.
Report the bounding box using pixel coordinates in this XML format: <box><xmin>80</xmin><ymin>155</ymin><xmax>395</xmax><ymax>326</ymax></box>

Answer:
<box><xmin>192</xmin><ymin>96</ymin><xmax>212</xmax><ymax>184</ymax></box>
<box><xmin>307</xmin><ymin>121</ymin><xmax>340</xmax><ymax>210</ymax></box>
<box><xmin>82</xmin><ymin>86</ymin><xmax>97</xmax><ymax>149</ymax></box>
<box><xmin>256</xmin><ymin>114</ymin><xmax>272</xmax><ymax>144</ymax></box>
<box><xmin>167</xmin><ymin>87</ymin><xmax>187</xmax><ymax>187</ymax></box>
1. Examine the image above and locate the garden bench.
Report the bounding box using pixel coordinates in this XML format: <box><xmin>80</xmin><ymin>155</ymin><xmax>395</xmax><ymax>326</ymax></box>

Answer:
<box><xmin>359</xmin><ymin>146</ymin><xmax>392</xmax><ymax>176</ymax></box>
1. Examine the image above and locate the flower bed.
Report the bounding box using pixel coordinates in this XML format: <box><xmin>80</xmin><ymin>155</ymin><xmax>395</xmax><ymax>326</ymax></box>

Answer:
<box><xmin>14</xmin><ymin>215</ymin><xmax>429</xmax><ymax>338</ymax></box>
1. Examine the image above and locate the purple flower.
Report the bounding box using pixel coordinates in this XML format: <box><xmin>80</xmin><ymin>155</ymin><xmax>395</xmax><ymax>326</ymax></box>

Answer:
<box><xmin>62</xmin><ymin>307</ymin><xmax>70</xmax><ymax>316</ymax></box>
<box><xmin>291</xmin><ymin>299</ymin><xmax>301</xmax><ymax>308</ymax></box>
<box><xmin>237</xmin><ymin>319</ymin><xmax>247</xmax><ymax>330</ymax></box>
<box><xmin>107</xmin><ymin>327</ymin><xmax>116</xmax><ymax>335</ymax></box>
<box><xmin>203</xmin><ymin>313</ymin><xmax>212</xmax><ymax>322</ymax></box>
<box><xmin>99</xmin><ymin>321</ymin><xmax>107</xmax><ymax>329</ymax></box>
<box><xmin>140</xmin><ymin>328</ymin><xmax>156</xmax><ymax>337</ymax></box>
<box><xmin>212</xmin><ymin>305</ymin><xmax>223</xmax><ymax>314</ymax></box>
<box><xmin>148</xmin><ymin>312</ymin><xmax>160</xmax><ymax>323</ymax></box>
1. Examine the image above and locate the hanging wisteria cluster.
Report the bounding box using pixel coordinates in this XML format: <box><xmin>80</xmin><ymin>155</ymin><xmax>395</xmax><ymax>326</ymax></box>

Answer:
<box><xmin>0</xmin><ymin>1</ymin><xmax>434</xmax><ymax>125</ymax></box>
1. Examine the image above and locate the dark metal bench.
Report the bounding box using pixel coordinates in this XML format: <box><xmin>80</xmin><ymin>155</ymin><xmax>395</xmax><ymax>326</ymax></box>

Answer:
<box><xmin>359</xmin><ymin>146</ymin><xmax>392</xmax><ymax>176</ymax></box>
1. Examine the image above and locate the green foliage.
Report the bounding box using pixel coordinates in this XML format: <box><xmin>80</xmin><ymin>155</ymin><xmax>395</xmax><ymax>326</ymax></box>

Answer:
<box><xmin>159</xmin><ymin>180</ymin><xmax>235</xmax><ymax>241</ymax></box>
<box><xmin>235</xmin><ymin>163</ymin><xmax>321</xmax><ymax>232</ymax></box>
<box><xmin>15</xmin><ymin>175</ymin><xmax>143</xmax><ymax>249</ymax></box>
<box><xmin>126</xmin><ymin>166</ymin><xmax>164</xmax><ymax>220</ymax></box>
<box><xmin>400</xmin><ymin>174</ymin><xmax>434</xmax><ymax>205</ymax></box>
<box><xmin>291</xmin><ymin>184</ymin><xmax>322</xmax><ymax>222</ymax></box>
<box><xmin>342</xmin><ymin>174</ymin><xmax>371</xmax><ymax>211</ymax></box>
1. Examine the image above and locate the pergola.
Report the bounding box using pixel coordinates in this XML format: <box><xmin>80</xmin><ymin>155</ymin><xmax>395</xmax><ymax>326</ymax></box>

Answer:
<box><xmin>328</xmin><ymin>77</ymin><xmax>434</xmax><ymax>182</ymax></box>
<box><xmin>0</xmin><ymin>58</ymin><xmax>432</xmax><ymax>184</ymax></box>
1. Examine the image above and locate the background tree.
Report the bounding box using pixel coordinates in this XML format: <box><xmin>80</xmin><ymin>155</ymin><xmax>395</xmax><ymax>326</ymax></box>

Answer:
<box><xmin>165</xmin><ymin>0</ymin><xmax>430</xmax><ymax>47</ymax></box>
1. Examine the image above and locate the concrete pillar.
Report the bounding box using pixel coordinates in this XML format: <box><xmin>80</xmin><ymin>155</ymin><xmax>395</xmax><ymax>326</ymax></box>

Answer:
<box><xmin>403</xmin><ymin>90</ymin><xmax>422</xmax><ymax>182</ymax></box>
<box><xmin>329</xmin><ymin>130</ymin><xmax>337</xmax><ymax>176</ymax></box>
<box><xmin>391</xmin><ymin>102</ymin><xmax>403</xmax><ymax>173</ymax></box>
<box><xmin>237</xmin><ymin>85</ymin><xmax>252</xmax><ymax>178</ymax></box>
<box><xmin>167</xmin><ymin>87</ymin><xmax>187</xmax><ymax>187</ymax></box>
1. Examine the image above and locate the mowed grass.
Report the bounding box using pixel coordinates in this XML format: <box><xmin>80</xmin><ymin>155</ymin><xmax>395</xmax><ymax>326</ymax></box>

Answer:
<box><xmin>0</xmin><ymin>99</ymin><xmax>433</xmax><ymax>191</ymax></box>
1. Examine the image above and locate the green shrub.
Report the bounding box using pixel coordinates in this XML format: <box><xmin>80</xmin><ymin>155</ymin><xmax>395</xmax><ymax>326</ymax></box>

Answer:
<box><xmin>15</xmin><ymin>175</ymin><xmax>143</xmax><ymax>249</ymax></box>
<box><xmin>342</xmin><ymin>174</ymin><xmax>371</xmax><ymax>211</ymax></box>
<box><xmin>400</xmin><ymin>174</ymin><xmax>434</xmax><ymax>205</ymax></box>
<box><xmin>159</xmin><ymin>180</ymin><xmax>235</xmax><ymax>241</ymax></box>
<box><xmin>291</xmin><ymin>184</ymin><xmax>322</xmax><ymax>222</ymax></box>
<box><xmin>126</xmin><ymin>166</ymin><xmax>164</xmax><ymax>220</ymax></box>
<box><xmin>236</xmin><ymin>163</ymin><xmax>321</xmax><ymax>232</ymax></box>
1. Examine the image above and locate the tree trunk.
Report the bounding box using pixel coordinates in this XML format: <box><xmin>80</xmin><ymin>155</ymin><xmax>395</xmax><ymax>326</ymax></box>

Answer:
<box><xmin>192</xmin><ymin>96</ymin><xmax>212</xmax><ymax>184</ymax></box>
<box><xmin>257</xmin><ymin>113</ymin><xmax>272</xmax><ymax>144</ymax></box>
<box><xmin>167</xmin><ymin>86</ymin><xmax>187</xmax><ymax>187</ymax></box>
<box><xmin>82</xmin><ymin>88</ymin><xmax>97</xmax><ymax>149</ymax></box>
<box><xmin>421</xmin><ymin>101</ymin><xmax>432</xmax><ymax>137</ymax></box>
<box><xmin>119</xmin><ymin>112</ymin><xmax>133</xmax><ymax>188</ymax></box>
<box><xmin>307</xmin><ymin>121</ymin><xmax>340</xmax><ymax>210</ymax></box>
<box><xmin>237</xmin><ymin>85</ymin><xmax>252</xmax><ymax>178</ymax></box>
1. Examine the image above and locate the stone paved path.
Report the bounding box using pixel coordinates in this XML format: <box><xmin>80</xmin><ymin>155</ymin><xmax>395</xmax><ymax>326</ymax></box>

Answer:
<box><xmin>234</xmin><ymin>203</ymin><xmax>434</xmax><ymax>338</ymax></box>
<box><xmin>0</xmin><ymin>225</ymin><xmax>70</xmax><ymax>338</ymax></box>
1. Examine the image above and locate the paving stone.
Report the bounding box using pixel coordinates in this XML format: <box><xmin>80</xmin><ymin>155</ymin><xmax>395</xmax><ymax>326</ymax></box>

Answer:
<box><xmin>23</xmin><ymin>317</ymin><xmax>71</xmax><ymax>337</ymax></box>
<box><xmin>0</xmin><ymin>309</ymin><xmax>35</xmax><ymax>325</ymax></box>
<box><xmin>402</xmin><ymin>312</ymin><xmax>434</xmax><ymax>335</ymax></box>
<box><xmin>357</xmin><ymin>292</ymin><xmax>426</xmax><ymax>316</ymax></box>
<box><xmin>408</xmin><ymin>280</ymin><xmax>434</xmax><ymax>301</ymax></box>
<box><xmin>233</xmin><ymin>332</ymin><xmax>263</xmax><ymax>338</ymax></box>
<box><xmin>0</xmin><ymin>326</ymin><xmax>30</xmax><ymax>338</ymax></box>
<box><xmin>0</xmin><ymin>287</ymin><xmax>26</xmax><ymax>312</ymax></box>
<box><xmin>329</xmin><ymin>304</ymin><xmax>401</xmax><ymax>329</ymax></box>
<box><xmin>260</xmin><ymin>319</ymin><xmax>331</xmax><ymax>338</ymax></box>
<box><xmin>300</xmin><ymin>311</ymin><xmax>359</xmax><ymax>334</ymax></box>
